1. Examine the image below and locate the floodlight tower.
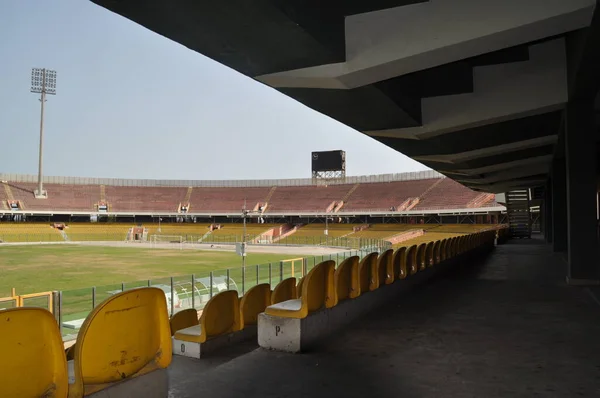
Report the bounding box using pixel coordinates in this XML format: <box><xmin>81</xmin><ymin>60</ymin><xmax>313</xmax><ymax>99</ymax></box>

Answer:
<box><xmin>30</xmin><ymin>68</ymin><xmax>57</xmax><ymax>199</ymax></box>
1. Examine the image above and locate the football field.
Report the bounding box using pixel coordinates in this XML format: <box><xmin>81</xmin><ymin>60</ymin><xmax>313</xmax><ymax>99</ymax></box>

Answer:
<box><xmin>0</xmin><ymin>244</ymin><xmax>311</xmax><ymax>296</ymax></box>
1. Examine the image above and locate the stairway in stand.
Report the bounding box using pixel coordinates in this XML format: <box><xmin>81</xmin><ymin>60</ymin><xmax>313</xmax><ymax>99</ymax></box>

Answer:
<box><xmin>506</xmin><ymin>190</ymin><xmax>531</xmax><ymax>238</ymax></box>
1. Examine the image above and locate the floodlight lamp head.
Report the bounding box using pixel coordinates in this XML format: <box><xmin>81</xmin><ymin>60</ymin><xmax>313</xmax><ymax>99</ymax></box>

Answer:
<box><xmin>30</xmin><ymin>68</ymin><xmax>57</xmax><ymax>95</ymax></box>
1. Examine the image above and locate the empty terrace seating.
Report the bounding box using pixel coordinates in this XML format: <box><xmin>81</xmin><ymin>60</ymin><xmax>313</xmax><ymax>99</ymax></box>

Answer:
<box><xmin>105</xmin><ymin>186</ymin><xmax>187</xmax><ymax>212</ymax></box>
<box><xmin>342</xmin><ymin>179</ymin><xmax>438</xmax><ymax>211</ymax></box>
<box><xmin>8</xmin><ymin>182</ymin><xmax>98</xmax><ymax>211</ymax></box>
<box><xmin>171</xmin><ymin>287</ymin><xmax>270</xmax><ymax>358</ymax></box>
<box><xmin>266</xmin><ymin>185</ymin><xmax>349</xmax><ymax>212</ymax></box>
<box><xmin>258</xmin><ymin>230</ymin><xmax>499</xmax><ymax>353</ymax></box>
<box><xmin>414</xmin><ymin>178</ymin><xmax>483</xmax><ymax>209</ymax></box>
<box><xmin>189</xmin><ymin>187</ymin><xmax>270</xmax><ymax>212</ymax></box>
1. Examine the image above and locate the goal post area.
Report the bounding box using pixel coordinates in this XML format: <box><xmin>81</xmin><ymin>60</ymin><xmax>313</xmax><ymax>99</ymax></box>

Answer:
<box><xmin>281</xmin><ymin>257</ymin><xmax>306</xmax><ymax>278</ymax></box>
<box><xmin>149</xmin><ymin>234</ymin><xmax>184</xmax><ymax>249</ymax></box>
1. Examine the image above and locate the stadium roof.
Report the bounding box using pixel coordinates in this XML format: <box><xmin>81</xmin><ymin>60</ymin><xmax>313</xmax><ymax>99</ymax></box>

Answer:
<box><xmin>90</xmin><ymin>0</ymin><xmax>600</xmax><ymax>193</ymax></box>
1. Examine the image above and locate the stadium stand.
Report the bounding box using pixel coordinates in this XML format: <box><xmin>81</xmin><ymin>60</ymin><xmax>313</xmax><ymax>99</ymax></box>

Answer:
<box><xmin>343</xmin><ymin>179</ymin><xmax>439</xmax><ymax>211</ymax></box>
<box><xmin>189</xmin><ymin>187</ymin><xmax>270</xmax><ymax>212</ymax></box>
<box><xmin>105</xmin><ymin>186</ymin><xmax>188</xmax><ymax>212</ymax></box>
<box><xmin>8</xmin><ymin>182</ymin><xmax>98</xmax><ymax>211</ymax></box>
<box><xmin>0</xmin><ymin>176</ymin><xmax>503</xmax><ymax>214</ymax></box>
<box><xmin>0</xmin><ymin>307</ymin><xmax>68</xmax><ymax>398</ymax></box>
<box><xmin>266</xmin><ymin>185</ymin><xmax>349</xmax><ymax>212</ymax></box>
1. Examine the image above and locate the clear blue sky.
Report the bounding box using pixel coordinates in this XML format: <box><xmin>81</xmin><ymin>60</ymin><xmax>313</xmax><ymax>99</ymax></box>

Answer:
<box><xmin>0</xmin><ymin>0</ymin><xmax>427</xmax><ymax>180</ymax></box>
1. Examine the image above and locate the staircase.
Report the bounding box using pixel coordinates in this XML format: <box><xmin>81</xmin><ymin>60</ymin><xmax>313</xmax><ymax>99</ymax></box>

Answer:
<box><xmin>336</xmin><ymin>183</ymin><xmax>360</xmax><ymax>211</ymax></box>
<box><xmin>505</xmin><ymin>190</ymin><xmax>531</xmax><ymax>239</ymax></box>
<box><xmin>99</xmin><ymin>185</ymin><xmax>106</xmax><ymax>202</ymax></box>
<box><xmin>2</xmin><ymin>183</ymin><xmax>21</xmax><ymax>209</ymax></box>
<box><xmin>262</xmin><ymin>186</ymin><xmax>277</xmax><ymax>209</ymax></box>
<box><xmin>418</xmin><ymin>178</ymin><xmax>444</xmax><ymax>200</ymax></box>
<box><xmin>467</xmin><ymin>193</ymin><xmax>495</xmax><ymax>208</ymax></box>
<box><xmin>179</xmin><ymin>187</ymin><xmax>193</xmax><ymax>212</ymax></box>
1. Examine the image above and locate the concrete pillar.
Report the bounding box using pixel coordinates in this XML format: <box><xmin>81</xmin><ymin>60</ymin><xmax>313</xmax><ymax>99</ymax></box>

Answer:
<box><xmin>564</xmin><ymin>101</ymin><xmax>600</xmax><ymax>283</ymax></box>
<box><xmin>552</xmin><ymin>158</ymin><xmax>567</xmax><ymax>252</ymax></box>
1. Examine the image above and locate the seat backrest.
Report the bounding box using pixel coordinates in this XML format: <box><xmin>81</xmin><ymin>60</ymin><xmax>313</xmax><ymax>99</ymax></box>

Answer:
<box><xmin>169</xmin><ymin>308</ymin><xmax>199</xmax><ymax>336</ymax></box>
<box><xmin>393</xmin><ymin>247</ymin><xmax>407</xmax><ymax>280</ymax></box>
<box><xmin>70</xmin><ymin>287</ymin><xmax>172</xmax><ymax>397</ymax></box>
<box><xmin>0</xmin><ymin>308</ymin><xmax>68</xmax><ymax>398</ymax></box>
<box><xmin>425</xmin><ymin>242</ymin><xmax>434</xmax><ymax>267</ymax></box>
<box><xmin>433</xmin><ymin>240</ymin><xmax>441</xmax><ymax>264</ymax></box>
<box><xmin>416</xmin><ymin>243</ymin><xmax>428</xmax><ymax>270</ymax></box>
<box><xmin>271</xmin><ymin>277</ymin><xmax>298</xmax><ymax>304</ymax></box>
<box><xmin>239</xmin><ymin>283</ymin><xmax>271</xmax><ymax>328</ymax></box>
<box><xmin>202</xmin><ymin>290</ymin><xmax>241</xmax><ymax>338</ymax></box>
<box><xmin>334</xmin><ymin>256</ymin><xmax>360</xmax><ymax>304</ymax></box>
<box><xmin>302</xmin><ymin>260</ymin><xmax>335</xmax><ymax>313</ymax></box>
<box><xmin>406</xmin><ymin>245</ymin><xmax>418</xmax><ymax>274</ymax></box>
<box><xmin>376</xmin><ymin>249</ymin><xmax>394</xmax><ymax>286</ymax></box>
<box><xmin>358</xmin><ymin>252</ymin><xmax>378</xmax><ymax>293</ymax></box>
<box><xmin>440</xmin><ymin>239</ymin><xmax>448</xmax><ymax>261</ymax></box>
<box><xmin>296</xmin><ymin>276</ymin><xmax>306</xmax><ymax>297</ymax></box>
<box><xmin>449</xmin><ymin>237</ymin><xmax>457</xmax><ymax>257</ymax></box>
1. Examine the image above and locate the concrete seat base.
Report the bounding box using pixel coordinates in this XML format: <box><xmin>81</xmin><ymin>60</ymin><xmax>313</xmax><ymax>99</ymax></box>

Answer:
<box><xmin>257</xmin><ymin>257</ymin><xmax>466</xmax><ymax>353</ymax></box>
<box><xmin>67</xmin><ymin>361</ymin><xmax>168</xmax><ymax>397</ymax></box>
<box><xmin>173</xmin><ymin>325</ymin><xmax>257</xmax><ymax>359</ymax></box>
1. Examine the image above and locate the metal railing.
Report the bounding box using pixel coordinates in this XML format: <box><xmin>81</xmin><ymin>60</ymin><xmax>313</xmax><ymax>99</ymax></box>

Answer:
<box><xmin>56</xmin><ymin>246</ymin><xmax>387</xmax><ymax>339</ymax></box>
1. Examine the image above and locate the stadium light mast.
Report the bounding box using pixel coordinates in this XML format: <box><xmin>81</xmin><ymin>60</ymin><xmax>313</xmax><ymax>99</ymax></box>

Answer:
<box><xmin>30</xmin><ymin>68</ymin><xmax>57</xmax><ymax>199</ymax></box>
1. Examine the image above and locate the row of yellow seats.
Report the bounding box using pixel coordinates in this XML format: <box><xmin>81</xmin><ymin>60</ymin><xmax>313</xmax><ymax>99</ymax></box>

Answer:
<box><xmin>265</xmin><ymin>230</ymin><xmax>498</xmax><ymax>319</ymax></box>
<box><xmin>169</xmin><ymin>283</ymin><xmax>272</xmax><ymax>343</ymax></box>
<box><xmin>169</xmin><ymin>230</ymin><xmax>498</xmax><ymax>342</ymax></box>
<box><xmin>0</xmin><ymin>288</ymin><xmax>171</xmax><ymax>398</ymax></box>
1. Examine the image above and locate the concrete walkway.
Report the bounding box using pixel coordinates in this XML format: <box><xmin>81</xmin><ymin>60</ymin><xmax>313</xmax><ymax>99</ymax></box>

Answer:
<box><xmin>167</xmin><ymin>237</ymin><xmax>600</xmax><ymax>397</ymax></box>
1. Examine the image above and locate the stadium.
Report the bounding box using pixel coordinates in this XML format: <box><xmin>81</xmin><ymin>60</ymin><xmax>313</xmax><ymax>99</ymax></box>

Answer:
<box><xmin>1</xmin><ymin>1</ymin><xmax>599</xmax><ymax>398</ymax></box>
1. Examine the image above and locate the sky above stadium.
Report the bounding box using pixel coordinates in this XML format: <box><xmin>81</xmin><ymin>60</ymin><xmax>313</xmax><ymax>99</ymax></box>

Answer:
<box><xmin>0</xmin><ymin>1</ymin><xmax>428</xmax><ymax>181</ymax></box>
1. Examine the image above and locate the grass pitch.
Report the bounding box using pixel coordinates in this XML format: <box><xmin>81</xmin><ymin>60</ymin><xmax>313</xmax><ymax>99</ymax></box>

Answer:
<box><xmin>0</xmin><ymin>244</ymin><xmax>303</xmax><ymax>296</ymax></box>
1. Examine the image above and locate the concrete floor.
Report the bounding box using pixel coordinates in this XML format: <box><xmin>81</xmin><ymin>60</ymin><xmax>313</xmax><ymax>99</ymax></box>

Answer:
<box><xmin>167</xmin><ymin>237</ymin><xmax>600</xmax><ymax>398</ymax></box>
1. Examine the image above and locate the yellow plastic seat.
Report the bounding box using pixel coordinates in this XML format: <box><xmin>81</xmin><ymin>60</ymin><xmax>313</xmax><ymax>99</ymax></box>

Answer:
<box><xmin>333</xmin><ymin>256</ymin><xmax>360</xmax><ymax>305</ymax></box>
<box><xmin>406</xmin><ymin>245</ymin><xmax>418</xmax><ymax>274</ymax></box>
<box><xmin>173</xmin><ymin>290</ymin><xmax>241</xmax><ymax>343</ymax></box>
<box><xmin>425</xmin><ymin>241</ymin><xmax>435</xmax><ymax>267</ymax></box>
<box><xmin>0</xmin><ymin>308</ymin><xmax>68</xmax><ymax>398</ymax></box>
<box><xmin>296</xmin><ymin>276</ymin><xmax>306</xmax><ymax>297</ymax></box>
<box><xmin>358</xmin><ymin>252</ymin><xmax>378</xmax><ymax>293</ymax></box>
<box><xmin>69</xmin><ymin>287</ymin><xmax>172</xmax><ymax>398</ymax></box>
<box><xmin>416</xmin><ymin>243</ymin><xmax>428</xmax><ymax>271</ymax></box>
<box><xmin>439</xmin><ymin>239</ymin><xmax>448</xmax><ymax>262</ymax></box>
<box><xmin>393</xmin><ymin>247</ymin><xmax>408</xmax><ymax>280</ymax></box>
<box><xmin>271</xmin><ymin>277</ymin><xmax>298</xmax><ymax>305</ymax></box>
<box><xmin>265</xmin><ymin>260</ymin><xmax>335</xmax><ymax>319</ymax></box>
<box><xmin>432</xmin><ymin>240</ymin><xmax>442</xmax><ymax>264</ymax></box>
<box><xmin>376</xmin><ymin>249</ymin><xmax>394</xmax><ymax>286</ymax></box>
<box><xmin>239</xmin><ymin>283</ymin><xmax>271</xmax><ymax>329</ymax></box>
<box><xmin>170</xmin><ymin>308</ymin><xmax>199</xmax><ymax>336</ymax></box>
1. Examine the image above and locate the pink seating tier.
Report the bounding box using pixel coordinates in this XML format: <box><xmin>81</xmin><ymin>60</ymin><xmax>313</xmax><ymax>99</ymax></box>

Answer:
<box><xmin>267</xmin><ymin>185</ymin><xmax>349</xmax><ymax>212</ymax></box>
<box><xmin>343</xmin><ymin>179</ymin><xmax>438</xmax><ymax>211</ymax></box>
<box><xmin>1</xmin><ymin>178</ymin><xmax>496</xmax><ymax>213</ymax></box>
<box><xmin>8</xmin><ymin>183</ymin><xmax>98</xmax><ymax>211</ymax></box>
<box><xmin>413</xmin><ymin>178</ymin><xmax>482</xmax><ymax>209</ymax></box>
<box><xmin>105</xmin><ymin>186</ymin><xmax>188</xmax><ymax>212</ymax></box>
<box><xmin>189</xmin><ymin>187</ymin><xmax>270</xmax><ymax>212</ymax></box>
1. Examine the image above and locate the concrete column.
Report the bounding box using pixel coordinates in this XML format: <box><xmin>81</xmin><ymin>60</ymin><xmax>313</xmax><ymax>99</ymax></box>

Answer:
<box><xmin>564</xmin><ymin>101</ymin><xmax>600</xmax><ymax>283</ymax></box>
<box><xmin>552</xmin><ymin>158</ymin><xmax>568</xmax><ymax>252</ymax></box>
